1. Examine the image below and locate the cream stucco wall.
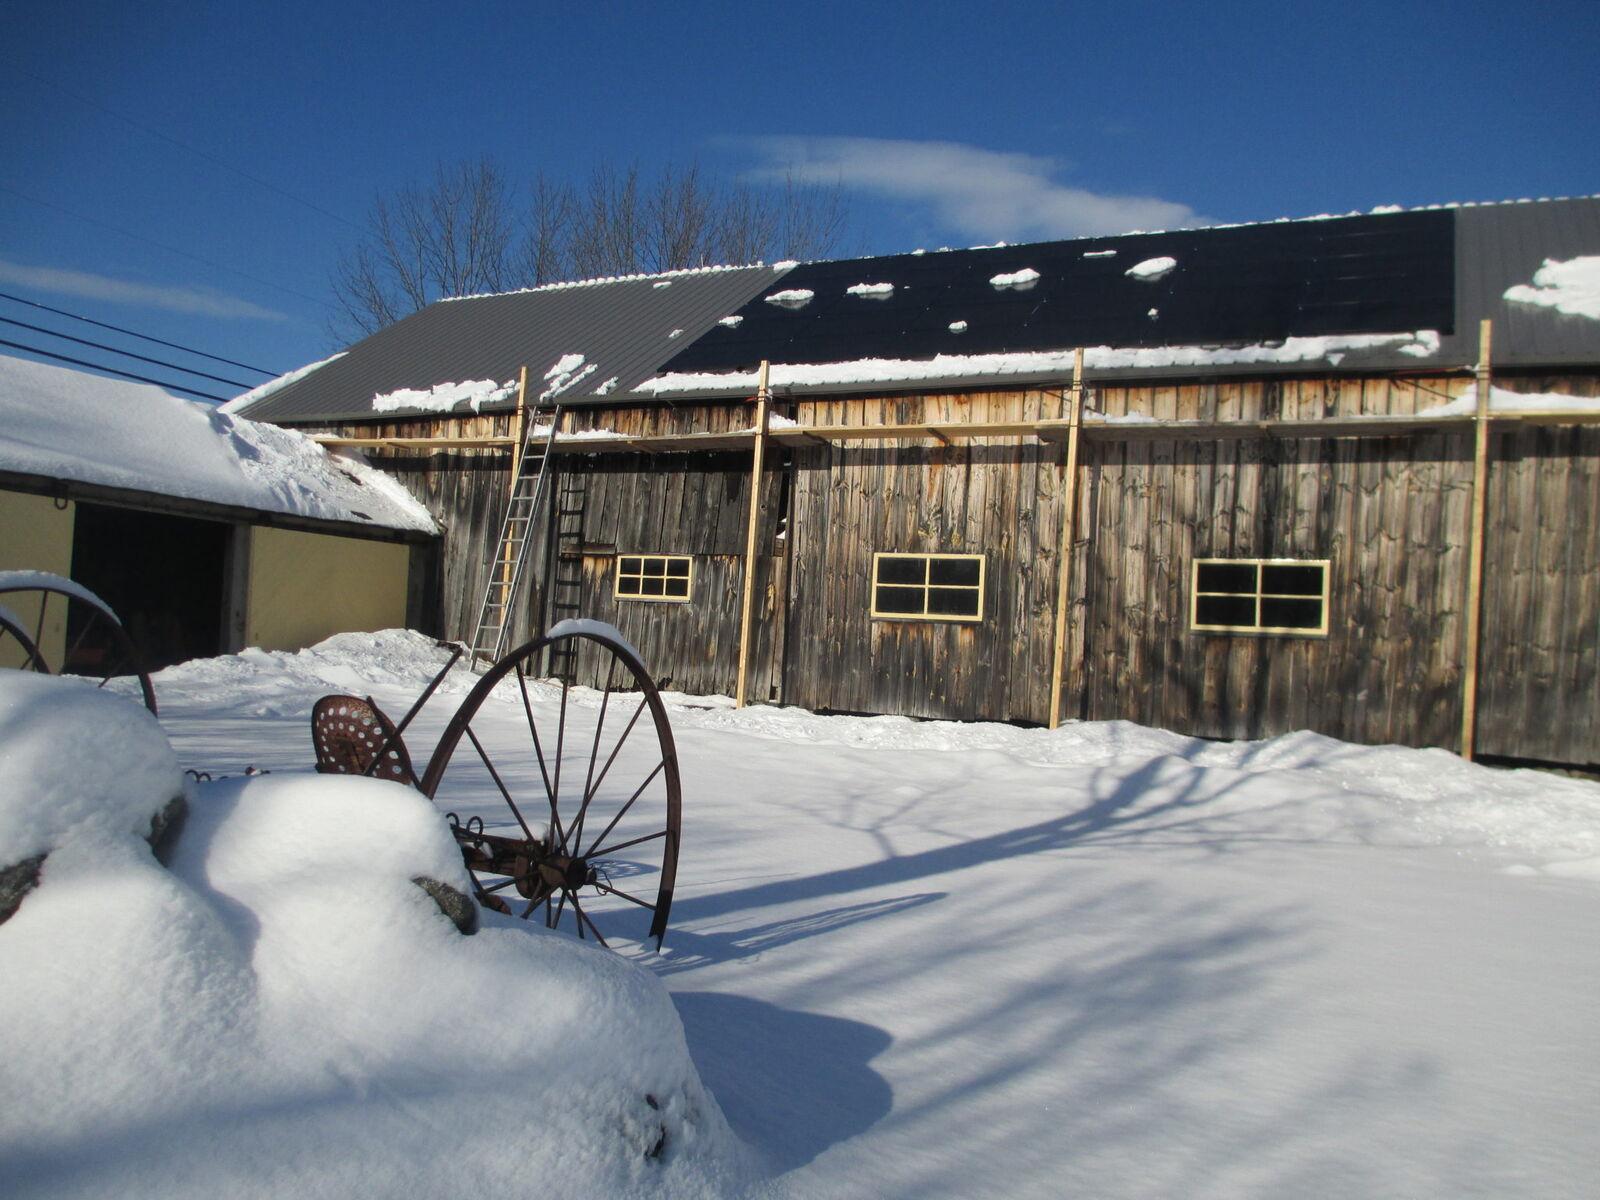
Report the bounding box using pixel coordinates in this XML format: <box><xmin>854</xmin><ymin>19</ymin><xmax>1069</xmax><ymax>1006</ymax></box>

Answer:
<box><xmin>245</xmin><ymin>526</ymin><xmax>411</xmax><ymax>652</ymax></box>
<box><xmin>0</xmin><ymin>488</ymin><xmax>75</xmax><ymax>667</ymax></box>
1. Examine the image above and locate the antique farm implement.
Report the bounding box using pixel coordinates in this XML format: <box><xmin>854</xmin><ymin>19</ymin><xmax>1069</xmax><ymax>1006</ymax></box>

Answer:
<box><xmin>0</xmin><ymin>571</ymin><xmax>681</xmax><ymax>952</ymax></box>
<box><xmin>310</xmin><ymin>622</ymin><xmax>682</xmax><ymax>951</ymax></box>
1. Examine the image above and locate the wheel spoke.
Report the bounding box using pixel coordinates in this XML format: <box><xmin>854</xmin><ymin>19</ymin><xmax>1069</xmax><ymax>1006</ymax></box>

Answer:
<box><xmin>550</xmin><ymin>889</ymin><xmax>567</xmax><ymax>930</ymax></box>
<box><xmin>64</xmin><ymin>607</ymin><xmax>99</xmax><ymax>669</ymax></box>
<box><xmin>566</xmin><ymin>890</ymin><xmax>609</xmax><ymax>947</ymax></box>
<box><xmin>463</xmin><ymin>724</ymin><xmax>538</xmax><ymax>842</ymax></box>
<box><xmin>574</xmin><ymin>695</ymin><xmax>650</xmax><ymax>827</ymax></box>
<box><xmin>594</xmin><ymin>881</ymin><xmax>656</xmax><ymax>912</ymax></box>
<box><xmin>572</xmin><ymin>657</ymin><xmax>617</xmax><ymax>853</ymax></box>
<box><xmin>588</xmin><ymin>826</ymin><xmax>669</xmax><ymax>859</ymax></box>
<box><xmin>551</xmin><ymin>679</ymin><xmax>570</xmax><ymax>845</ymax></box>
<box><xmin>478</xmin><ymin>876</ymin><xmax>521</xmax><ymax>894</ymax></box>
<box><xmin>516</xmin><ymin>663</ymin><xmax>564</xmax><ymax>846</ymax></box>
<box><xmin>583</xmin><ymin>760</ymin><xmax>665</xmax><ymax>859</ymax></box>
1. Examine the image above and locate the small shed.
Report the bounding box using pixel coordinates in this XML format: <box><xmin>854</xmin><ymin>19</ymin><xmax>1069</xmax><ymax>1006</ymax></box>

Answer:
<box><xmin>0</xmin><ymin>353</ymin><xmax>437</xmax><ymax>671</ymax></box>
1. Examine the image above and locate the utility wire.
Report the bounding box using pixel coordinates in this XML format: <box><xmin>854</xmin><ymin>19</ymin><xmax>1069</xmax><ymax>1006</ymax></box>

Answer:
<box><xmin>0</xmin><ymin>290</ymin><xmax>279</xmax><ymax>375</ymax></box>
<box><xmin>0</xmin><ymin>315</ymin><xmax>255</xmax><ymax>389</ymax></box>
<box><xmin>0</xmin><ymin>337</ymin><xmax>227</xmax><ymax>403</ymax></box>
<box><xmin>12</xmin><ymin>66</ymin><xmax>363</xmax><ymax>233</ymax></box>
<box><xmin>0</xmin><ymin>183</ymin><xmax>338</xmax><ymax>312</ymax></box>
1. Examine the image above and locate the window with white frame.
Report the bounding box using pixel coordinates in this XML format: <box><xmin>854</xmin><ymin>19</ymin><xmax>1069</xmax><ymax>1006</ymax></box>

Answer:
<box><xmin>871</xmin><ymin>553</ymin><xmax>985</xmax><ymax>622</ymax></box>
<box><xmin>1191</xmin><ymin>558</ymin><xmax>1329</xmax><ymax>635</ymax></box>
<box><xmin>615</xmin><ymin>554</ymin><xmax>692</xmax><ymax>602</ymax></box>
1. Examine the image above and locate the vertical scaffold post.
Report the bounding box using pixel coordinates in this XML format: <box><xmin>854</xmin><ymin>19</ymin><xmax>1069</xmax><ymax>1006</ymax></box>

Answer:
<box><xmin>1048</xmin><ymin>349</ymin><xmax>1086</xmax><ymax>730</ymax></box>
<box><xmin>735</xmin><ymin>361</ymin><xmax>772</xmax><ymax>709</ymax></box>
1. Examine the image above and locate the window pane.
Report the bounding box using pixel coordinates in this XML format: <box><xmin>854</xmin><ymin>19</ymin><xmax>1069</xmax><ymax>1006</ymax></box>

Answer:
<box><xmin>929</xmin><ymin>558</ymin><xmax>981</xmax><ymax>587</ymax></box>
<box><xmin>664</xmin><ymin>575</ymin><xmax>690</xmax><ymax>599</ymax></box>
<box><xmin>1261</xmin><ymin>564</ymin><xmax>1324</xmax><ymax>596</ymax></box>
<box><xmin>927</xmin><ymin>586</ymin><xmax>980</xmax><ymax>617</ymax></box>
<box><xmin>619</xmin><ymin>557</ymin><xmax>642</xmax><ymax>575</ymax></box>
<box><xmin>876</xmin><ymin>556</ymin><xmax>926</xmax><ymax>586</ymax></box>
<box><xmin>1196</xmin><ymin>562</ymin><xmax>1257</xmax><ymax>594</ymax></box>
<box><xmin>617</xmin><ymin>576</ymin><xmax>641</xmax><ymax>595</ymax></box>
<box><xmin>1260</xmin><ymin>597</ymin><xmax>1323</xmax><ymax>629</ymax></box>
<box><xmin>641</xmin><ymin>577</ymin><xmax>665</xmax><ymax>596</ymax></box>
<box><xmin>1195</xmin><ymin>594</ymin><xmax>1256</xmax><ymax>627</ymax></box>
<box><xmin>875</xmin><ymin>585</ymin><xmax>924</xmax><ymax>615</ymax></box>
<box><xmin>642</xmin><ymin>558</ymin><xmax>667</xmax><ymax>578</ymax></box>
<box><xmin>666</xmin><ymin>558</ymin><xmax>690</xmax><ymax>578</ymax></box>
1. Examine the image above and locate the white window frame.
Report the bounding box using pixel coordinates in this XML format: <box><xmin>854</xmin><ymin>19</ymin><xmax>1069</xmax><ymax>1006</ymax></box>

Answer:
<box><xmin>1190</xmin><ymin>557</ymin><xmax>1330</xmax><ymax>636</ymax></box>
<box><xmin>870</xmin><ymin>552</ymin><xmax>986</xmax><ymax>623</ymax></box>
<box><xmin>614</xmin><ymin>553</ymin><xmax>693</xmax><ymax>603</ymax></box>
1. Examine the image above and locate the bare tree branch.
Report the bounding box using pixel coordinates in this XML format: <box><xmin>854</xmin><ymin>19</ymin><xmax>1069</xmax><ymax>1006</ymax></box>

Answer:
<box><xmin>329</xmin><ymin>155</ymin><xmax>851</xmax><ymax>341</ymax></box>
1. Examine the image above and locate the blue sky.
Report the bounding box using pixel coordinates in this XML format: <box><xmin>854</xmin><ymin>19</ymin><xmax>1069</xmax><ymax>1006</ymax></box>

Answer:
<box><xmin>2</xmin><ymin>0</ymin><xmax>1596</xmax><ymax>396</ymax></box>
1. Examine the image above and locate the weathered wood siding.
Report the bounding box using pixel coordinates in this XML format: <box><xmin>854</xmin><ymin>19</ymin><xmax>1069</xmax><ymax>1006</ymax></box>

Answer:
<box><xmin>785</xmin><ymin>390</ymin><xmax>1067</xmax><ymax>721</ymax></box>
<box><xmin>300</xmin><ymin>369</ymin><xmax>1600</xmax><ymax>766</ymax></box>
<box><xmin>309</xmin><ymin>402</ymin><xmax>784</xmax><ymax>695</ymax></box>
<box><xmin>1476</xmin><ymin>376</ymin><xmax>1600</xmax><ymax>764</ymax></box>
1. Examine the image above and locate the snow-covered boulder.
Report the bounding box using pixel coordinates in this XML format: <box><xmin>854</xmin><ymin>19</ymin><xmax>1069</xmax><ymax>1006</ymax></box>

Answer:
<box><xmin>0</xmin><ymin>670</ymin><xmax>751</xmax><ymax>1198</ymax></box>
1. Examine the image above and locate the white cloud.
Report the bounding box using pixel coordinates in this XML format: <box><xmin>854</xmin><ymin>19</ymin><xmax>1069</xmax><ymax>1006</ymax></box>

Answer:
<box><xmin>739</xmin><ymin>136</ymin><xmax>1208</xmax><ymax>242</ymax></box>
<box><xmin>0</xmin><ymin>258</ymin><xmax>287</xmax><ymax>321</ymax></box>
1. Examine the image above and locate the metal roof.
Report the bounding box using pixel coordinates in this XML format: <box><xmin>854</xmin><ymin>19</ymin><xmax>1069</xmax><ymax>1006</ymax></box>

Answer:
<box><xmin>238</xmin><ymin>199</ymin><xmax>1600</xmax><ymax>424</ymax></box>
<box><xmin>232</xmin><ymin>265</ymin><xmax>788</xmax><ymax>423</ymax></box>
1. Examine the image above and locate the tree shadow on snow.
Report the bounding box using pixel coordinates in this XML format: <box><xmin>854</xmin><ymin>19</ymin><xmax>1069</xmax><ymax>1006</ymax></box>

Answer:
<box><xmin>672</xmin><ymin>990</ymin><xmax>893</xmax><ymax>1173</ymax></box>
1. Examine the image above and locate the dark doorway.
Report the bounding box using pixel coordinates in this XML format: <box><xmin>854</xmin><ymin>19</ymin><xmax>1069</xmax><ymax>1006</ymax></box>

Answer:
<box><xmin>70</xmin><ymin>503</ymin><xmax>229</xmax><ymax>671</ymax></box>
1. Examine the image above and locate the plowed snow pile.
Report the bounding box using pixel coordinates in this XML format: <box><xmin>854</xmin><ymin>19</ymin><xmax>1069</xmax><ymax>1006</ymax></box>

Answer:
<box><xmin>0</xmin><ymin>669</ymin><xmax>750</xmax><ymax>1199</ymax></box>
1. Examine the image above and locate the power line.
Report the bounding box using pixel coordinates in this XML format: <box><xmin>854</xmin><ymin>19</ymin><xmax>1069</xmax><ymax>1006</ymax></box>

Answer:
<box><xmin>0</xmin><ymin>290</ymin><xmax>280</xmax><ymax>375</ymax></box>
<box><xmin>13</xmin><ymin>66</ymin><xmax>363</xmax><ymax>234</ymax></box>
<box><xmin>0</xmin><ymin>315</ymin><xmax>255</xmax><ymax>389</ymax></box>
<box><xmin>0</xmin><ymin>337</ymin><xmax>227</xmax><ymax>403</ymax></box>
<box><xmin>0</xmin><ymin>183</ymin><xmax>338</xmax><ymax>312</ymax></box>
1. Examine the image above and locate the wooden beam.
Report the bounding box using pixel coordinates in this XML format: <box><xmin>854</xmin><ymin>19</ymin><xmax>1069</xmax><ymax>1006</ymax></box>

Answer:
<box><xmin>1048</xmin><ymin>351</ymin><xmax>1086</xmax><ymax>729</ymax></box>
<box><xmin>306</xmin><ymin>404</ymin><xmax>1600</xmax><ymax>457</ymax></box>
<box><xmin>735</xmin><ymin>362</ymin><xmax>772</xmax><ymax>709</ymax></box>
<box><xmin>1460</xmin><ymin>320</ymin><xmax>1493</xmax><ymax>761</ymax></box>
<box><xmin>508</xmin><ymin>365</ymin><xmax>529</xmax><ymax>492</ymax></box>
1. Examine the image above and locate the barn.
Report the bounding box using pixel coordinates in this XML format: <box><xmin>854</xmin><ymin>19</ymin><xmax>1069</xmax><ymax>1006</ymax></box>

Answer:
<box><xmin>0</xmin><ymin>354</ymin><xmax>436</xmax><ymax>672</ymax></box>
<box><xmin>230</xmin><ymin>196</ymin><xmax>1600</xmax><ymax>769</ymax></box>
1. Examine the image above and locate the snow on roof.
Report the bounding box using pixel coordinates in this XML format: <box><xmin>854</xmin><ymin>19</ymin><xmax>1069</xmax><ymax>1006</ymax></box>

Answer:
<box><xmin>1504</xmin><ymin>256</ymin><xmax>1600</xmax><ymax>320</ymax></box>
<box><xmin>438</xmin><ymin>261</ymin><xmax>757</xmax><ymax>303</ymax></box>
<box><xmin>0</xmin><ymin>354</ymin><xmax>435</xmax><ymax>533</ymax></box>
<box><xmin>217</xmin><ymin>352</ymin><xmax>345</xmax><ymax>415</ymax></box>
<box><xmin>371</xmin><ymin>377</ymin><xmax>517</xmax><ymax>415</ymax></box>
<box><xmin>643</xmin><ymin>330</ymin><xmax>1443</xmax><ymax>395</ymax></box>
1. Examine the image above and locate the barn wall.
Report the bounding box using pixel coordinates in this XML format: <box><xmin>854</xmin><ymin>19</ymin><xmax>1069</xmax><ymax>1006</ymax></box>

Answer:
<box><xmin>787</xmin><ymin>389</ymin><xmax>1066</xmax><ymax>721</ymax></box>
<box><xmin>245</xmin><ymin>526</ymin><xmax>411</xmax><ymax>652</ymax></box>
<box><xmin>1476</xmin><ymin>375</ymin><xmax>1600</xmax><ymax>765</ymax></box>
<box><xmin>0</xmin><ymin>488</ymin><xmax>74</xmax><ymax>668</ymax></box>
<box><xmin>295</xmin><ymin>370</ymin><xmax>1600</xmax><ymax>765</ymax></box>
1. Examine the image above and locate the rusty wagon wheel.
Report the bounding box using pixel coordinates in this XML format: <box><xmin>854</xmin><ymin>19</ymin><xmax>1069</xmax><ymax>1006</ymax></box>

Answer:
<box><xmin>419</xmin><ymin>625</ymin><xmax>681</xmax><ymax>951</ymax></box>
<box><xmin>0</xmin><ymin>572</ymin><xmax>157</xmax><ymax>714</ymax></box>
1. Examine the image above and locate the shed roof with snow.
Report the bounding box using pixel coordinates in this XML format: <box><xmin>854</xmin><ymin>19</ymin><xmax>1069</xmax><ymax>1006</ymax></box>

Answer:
<box><xmin>232</xmin><ymin>196</ymin><xmax>1600</xmax><ymax>424</ymax></box>
<box><xmin>0</xmin><ymin>354</ymin><xmax>435</xmax><ymax>537</ymax></box>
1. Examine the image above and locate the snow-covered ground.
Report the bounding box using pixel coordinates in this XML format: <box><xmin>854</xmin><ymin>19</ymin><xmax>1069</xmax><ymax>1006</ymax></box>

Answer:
<box><xmin>6</xmin><ymin>631</ymin><xmax>1600</xmax><ymax>1198</ymax></box>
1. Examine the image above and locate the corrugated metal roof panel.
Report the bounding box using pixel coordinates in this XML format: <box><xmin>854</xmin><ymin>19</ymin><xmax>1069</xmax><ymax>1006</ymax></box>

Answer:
<box><xmin>233</xmin><ymin>265</ymin><xmax>786</xmax><ymax>423</ymax></box>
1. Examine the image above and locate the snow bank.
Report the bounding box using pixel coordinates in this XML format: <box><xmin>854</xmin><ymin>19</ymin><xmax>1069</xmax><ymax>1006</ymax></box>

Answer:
<box><xmin>0</xmin><ymin>354</ymin><xmax>434</xmax><ymax>533</ymax></box>
<box><xmin>0</xmin><ymin>671</ymin><xmax>180</xmax><ymax>866</ymax></box>
<box><xmin>0</xmin><ymin>669</ymin><xmax>751</xmax><ymax>1198</ymax></box>
<box><xmin>1504</xmin><ymin>255</ymin><xmax>1600</xmax><ymax>319</ymax></box>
